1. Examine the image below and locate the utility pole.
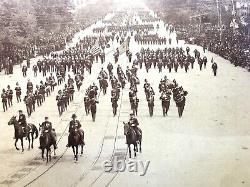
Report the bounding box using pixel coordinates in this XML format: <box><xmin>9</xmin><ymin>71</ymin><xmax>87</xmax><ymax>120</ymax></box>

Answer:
<box><xmin>216</xmin><ymin>0</ymin><xmax>222</xmax><ymax>40</ymax></box>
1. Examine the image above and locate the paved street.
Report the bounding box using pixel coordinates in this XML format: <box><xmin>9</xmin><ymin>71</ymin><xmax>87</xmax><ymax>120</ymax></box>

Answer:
<box><xmin>0</xmin><ymin>2</ymin><xmax>250</xmax><ymax>187</ymax></box>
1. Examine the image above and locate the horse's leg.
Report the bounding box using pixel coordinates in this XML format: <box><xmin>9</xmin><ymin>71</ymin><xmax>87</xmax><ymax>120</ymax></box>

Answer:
<box><xmin>49</xmin><ymin>148</ymin><xmax>52</xmax><ymax>161</ymax></box>
<box><xmin>42</xmin><ymin>149</ymin><xmax>45</xmax><ymax>161</ymax></box>
<box><xmin>15</xmin><ymin>139</ymin><xmax>19</xmax><ymax>150</ymax></box>
<box><xmin>53</xmin><ymin>147</ymin><xmax>56</xmax><ymax>156</ymax></box>
<box><xmin>139</xmin><ymin>140</ymin><xmax>142</xmax><ymax>153</ymax></box>
<box><xmin>178</xmin><ymin>107</ymin><xmax>181</xmax><ymax>117</ymax></box>
<box><xmin>28</xmin><ymin>135</ymin><xmax>31</xmax><ymax>150</ymax></box>
<box><xmin>81</xmin><ymin>144</ymin><xmax>83</xmax><ymax>155</ymax></box>
<box><xmin>46</xmin><ymin>149</ymin><xmax>49</xmax><ymax>163</ymax></box>
<box><xmin>21</xmin><ymin>138</ymin><xmax>24</xmax><ymax>152</ymax></box>
<box><xmin>76</xmin><ymin>146</ymin><xmax>78</xmax><ymax>162</ymax></box>
<box><xmin>135</xmin><ymin>142</ymin><xmax>138</xmax><ymax>152</ymax></box>
<box><xmin>134</xmin><ymin>144</ymin><xmax>137</xmax><ymax>157</ymax></box>
<box><xmin>31</xmin><ymin>134</ymin><xmax>34</xmax><ymax>149</ymax></box>
<box><xmin>72</xmin><ymin>147</ymin><xmax>75</xmax><ymax>160</ymax></box>
<box><xmin>128</xmin><ymin>145</ymin><xmax>131</xmax><ymax>158</ymax></box>
<box><xmin>181</xmin><ymin>105</ymin><xmax>185</xmax><ymax>117</ymax></box>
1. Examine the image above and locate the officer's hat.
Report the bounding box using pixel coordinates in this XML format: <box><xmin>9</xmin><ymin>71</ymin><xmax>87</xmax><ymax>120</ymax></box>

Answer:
<box><xmin>45</xmin><ymin>117</ymin><xmax>49</xmax><ymax>120</ymax></box>
<box><xmin>18</xmin><ymin>110</ymin><xmax>22</xmax><ymax>113</ymax></box>
<box><xmin>72</xmin><ymin>114</ymin><xmax>77</xmax><ymax>118</ymax></box>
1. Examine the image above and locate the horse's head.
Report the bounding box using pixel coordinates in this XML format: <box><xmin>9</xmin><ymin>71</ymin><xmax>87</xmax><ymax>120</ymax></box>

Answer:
<box><xmin>123</xmin><ymin>122</ymin><xmax>130</xmax><ymax>136</ymax></box>
<box><xmin>8</xmin><ymin>116</ymin><xmax>17</xmax><ymax>126</ymax></box>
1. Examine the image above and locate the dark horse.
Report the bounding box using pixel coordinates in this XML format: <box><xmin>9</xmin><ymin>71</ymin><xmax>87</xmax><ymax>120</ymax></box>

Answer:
<box><xmin>124</xmin><ymin>122</ymin><xmax>142</xmax><ymax>158</ymax></box>
<box><xmin>8</xmin><ymin>116</ymin><xmax>38</xmax><ymax>152</ymax></box>
<box><xmin>68</xmin><ymin>128</ymin><xmax>84</xmax><ymax>162</ymax></box>
<box><xmin>39</xmin><ymin>129</ymin><xmax>56</xmax><ymax>163</ymax></box>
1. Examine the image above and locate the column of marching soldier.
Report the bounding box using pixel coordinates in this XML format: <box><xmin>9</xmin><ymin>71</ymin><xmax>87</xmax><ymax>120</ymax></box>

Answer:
<box><xmin>5</xmin><ymin>10</ymin><xmax>219</xmax><ymax>160</ymax></box>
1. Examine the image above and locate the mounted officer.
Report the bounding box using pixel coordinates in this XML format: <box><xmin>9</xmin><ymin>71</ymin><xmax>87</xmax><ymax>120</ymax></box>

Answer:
<box><xmin>67</xmin><ymin>114</ymin><xmax>85</xmax><ymax>147</ymax></box>
<box><xmin>127</xmin><ymin>113</ymin><xmax>142</xmax><ymax>140</ymax></box>
<box><xmin>39</xmin><ymin>117</ymin><xmax>57</xmax><ymax>149</ymax></box>
<box><xmin>18</xmin><ymin>110</ymin><xmax>27</xmax><ymax>138</ymax></box>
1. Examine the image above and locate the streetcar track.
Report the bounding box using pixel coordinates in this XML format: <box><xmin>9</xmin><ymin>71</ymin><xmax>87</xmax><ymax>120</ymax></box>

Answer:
<box><xmin>72</xmin><ymin>105</ymin><xmax>117</xmax><ymax>185</ymax></box>
<box><xmin>72</xmin><ymin>83</ymin><xmax>126</xmax><ymax>187</ymax></box>
<box><xmin>23</xmin><ymin>92</ymin><xmax>87</xmax><ymax>187</ymax></box>
<box><xmin>23</xmin><ymin>71</ymin><xmax>108</xmax><ymax>186</ymax></box>
<box><xmin>2</xmin><ymin>15</ymin><xmax>130</xmax><ymax>187</ymax></box>
<box><xmin>1</xmin><ymin>82</ymin><xmax>89</xmax><ymax>186</ymax></box>
<box><xmin>89</xmin><ymin>90</ymin><xmax>128</xmax><ymax>187</ymax></box>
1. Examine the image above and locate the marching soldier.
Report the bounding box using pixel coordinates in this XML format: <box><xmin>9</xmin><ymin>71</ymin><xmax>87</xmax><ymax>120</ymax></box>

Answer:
<box><xmin>22</xmin><ymin>65</ymin><xmax>28</xmax><ymax>77</ymax></box>
<box><xmin>89</xmin><ymin>97</ymin><xmax>99</xmax><ymax>122</ymax></box>
<box><xmin>203</xmin><ymin>56</ymin><xmax>207</xmax><ymax>68</ymax></box>
<box><xmin>27</xmin><ymin>79</ymin><xmax>33</xmax><ymax>93</ymax></box>
<box><xmin>1</xmin><ymin>89</ymin><xmax>8</xmax><ymax>112</ymax></box>
<box><xmin>6</xmin><ymin>85</ymin><xmax>13</xmax><ymax>107</ymax></box>
<box><xmin>111</xmin><ymin>95</ymin><xmax>119</xmax><ymax>116</ymax></box>
<box><xmin>198</xmin><ymin>57</ymin><xmax>203</xmax><ymax>71</ymax></box>
<box><xmin>84</xmin><ymin>95</ymin><xmax>90</xmax><ymax>115</ymax></box>
<box><xmin>15</xmin><ymin>82</ymin><xmax>22</xmax><ymax>103</ymax></box>
<box><xmin>107</xmin><ymin>62</ymin><xmax>113</xmax><ymax>76</ymax></box>
<box><xmin>212</xmin><ymin>62</ymin><xmax>218</xmax><ymax>76</ymax></box>
<box><xmin>33</xmin><ymin>64</ymin><xmax>38</xmax><ymax>77</ymax></box>
<box><xmin>160</xmin><ymin>90</ymin><xmax>171</xmax><ymax>116</ymax></box>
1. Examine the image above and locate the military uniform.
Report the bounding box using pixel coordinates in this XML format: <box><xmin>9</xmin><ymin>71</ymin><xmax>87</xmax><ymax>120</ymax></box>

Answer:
<box><xmin>160</xmin><ymin>91</ymin><xmax>171</xmax><ymax>116</ymax></box>
<box><xmin>68</xmin><ymin>118</ymin><xmax>84</xmax><ymax>147</ymax></box>
<box><xmin>15</xmin><ymin>85</ymin><xmax>22</xmax><ymax>103</ymax></box>
<box><xmin>40</xmin><ymin>119</ymin><xmax>57</xmax><ymax>149</ymax></box>
<box><xmin>128</xmin><ymin>116</ymin><xmax>141</xmax><ymax>140</ymax></box>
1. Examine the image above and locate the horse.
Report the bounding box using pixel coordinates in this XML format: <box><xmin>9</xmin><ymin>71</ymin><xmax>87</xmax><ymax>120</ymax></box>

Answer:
<box><xmin>124</xmin><ymin>122</ymin><xmax>142</xmax><ymax>158</ymax></box>
<box><xmin>68</xmin><ymin>128</ymin><xmax>84</xmax><ymax>162</ymax></box>
<box><xmin>39</xmin><ymin>128</ymin><xmax>56</xmax><ymax>163</ymax></box>
<box><xmin>8</xmin><ymin>116</ymin><xmax>38</xmax><ymax>152</ymax></box>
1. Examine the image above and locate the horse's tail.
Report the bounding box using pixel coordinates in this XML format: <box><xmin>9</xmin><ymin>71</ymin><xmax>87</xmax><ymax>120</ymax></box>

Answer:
<box><xmin>33</xmin><ymin>125</ymin><xmax>39</xmax><ymax>139</ymax></box>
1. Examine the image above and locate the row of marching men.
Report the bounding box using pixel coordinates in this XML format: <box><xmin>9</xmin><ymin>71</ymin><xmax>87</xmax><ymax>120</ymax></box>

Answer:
<box><xmin>143</xmin><ymin>76</ymin><xmax>188</xmax><ymax>118</ymax></box>
<box><xmin>134</xmin><ymin>47</ymin><xmax>210</xmax><ymax>73</ymax></box>
<box><xmin>81</xmin><ymin>63</ymin><xmax>132</xmax><ymax>121</ymax></box>
<box><xmin>1</xmin><ymin>73</ymin><xmax>57</xmax><ymax>114</ymax></box>
<box><xmin>55</xmin><ymin>75</ymin><xmax>83</xmax><ymax>116</ymax></box>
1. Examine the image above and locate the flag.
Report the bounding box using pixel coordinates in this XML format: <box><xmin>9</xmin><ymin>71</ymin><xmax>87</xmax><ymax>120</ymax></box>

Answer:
<box><xmin>118</xmin><ymin>38</ymin><xmax>129</xmax><ymax>54</ymax></box>
<box><xmin>230</xmin><ymin>18</ymin><xmax>239</xmax><ymax>29</ymax></box>
<box><xmin>240</xmin><ymin>16</ymin><xmax>248</xmax><ymax>26</ymax></box>
<box><xmin>90</xmin><ymin>40</ymin><xmax>101</xmax><ymax>56</ymax></box>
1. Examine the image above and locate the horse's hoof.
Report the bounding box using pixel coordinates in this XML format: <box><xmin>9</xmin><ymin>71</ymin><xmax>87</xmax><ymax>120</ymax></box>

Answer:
<box><xmin>16</xmin><ymin>148</ymin><xmax>20</xmax><ymax>151</ymax></box>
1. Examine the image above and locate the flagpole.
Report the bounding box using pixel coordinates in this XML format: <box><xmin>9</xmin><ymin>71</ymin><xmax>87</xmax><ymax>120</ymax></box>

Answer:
<box><xmin>216</xmin><ymin>0</ymin><xmax>222</xmax><ymax>41</ymax></box>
